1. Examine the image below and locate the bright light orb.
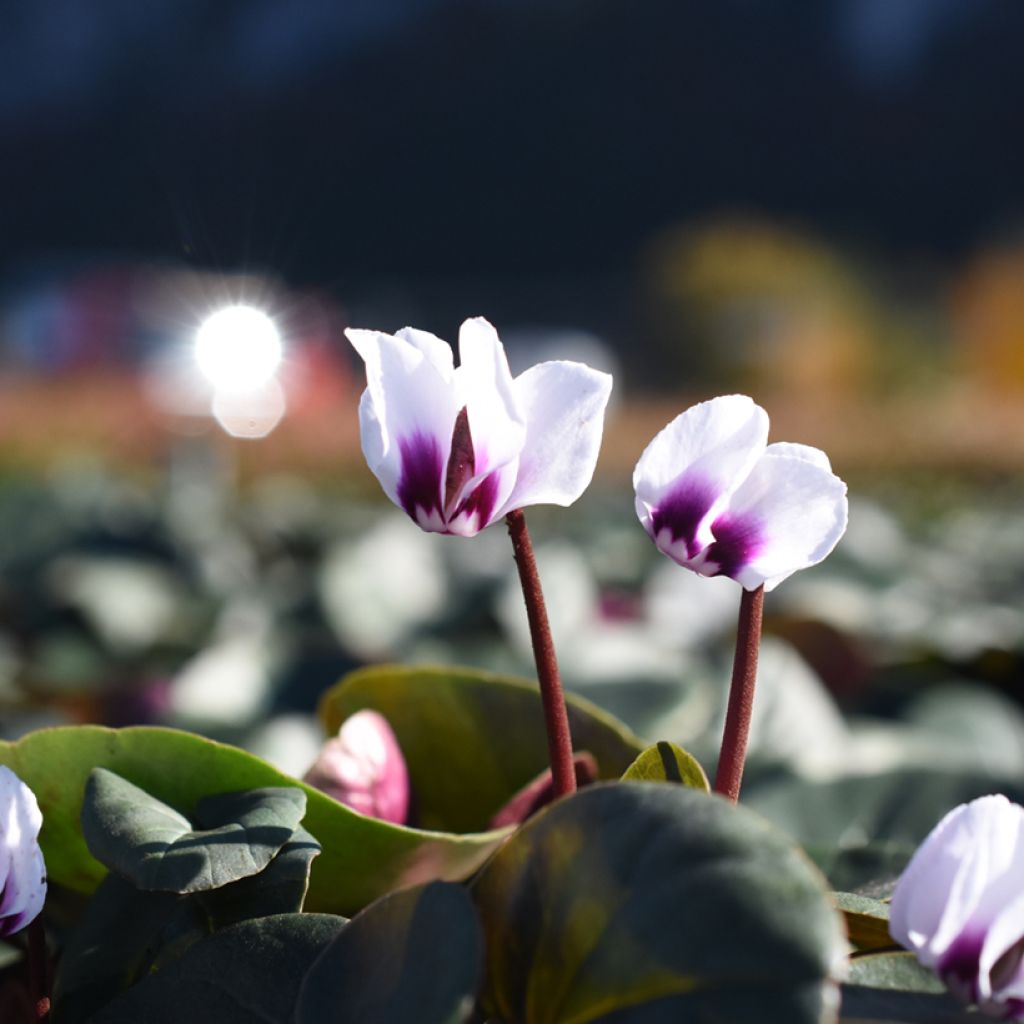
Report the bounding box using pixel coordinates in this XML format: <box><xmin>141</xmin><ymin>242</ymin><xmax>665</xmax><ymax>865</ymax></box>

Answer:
<box><xmin>194</xmin><ymin>305</ymin><xmax>283</xmax><ymax>393</ymax></box>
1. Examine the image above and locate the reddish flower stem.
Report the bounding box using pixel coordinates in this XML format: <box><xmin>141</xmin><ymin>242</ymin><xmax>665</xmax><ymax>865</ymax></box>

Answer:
<box><xmin>713</xmin><ymin>584</ymin><xmax>765</xmax><ymax>803</ymax></box>
<box><xmin>27</xmin><ymin>916</ymin><xmax>49</xmax><ymax>1022</ymax></box>
<box><xmin>505</xmin><ymin>509</ymin><xmax>577</xmax><ymax>800</ymax></box>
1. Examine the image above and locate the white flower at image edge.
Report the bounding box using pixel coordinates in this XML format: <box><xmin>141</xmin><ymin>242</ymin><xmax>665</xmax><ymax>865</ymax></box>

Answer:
<box><xmin>0</xmin><ymin>765</ymin><xmax>47</xmax><ymax>937</ymax></box>
<box><xmin>633</xmin><ymin>395</ymin><xmax>848</xmax><ymax>591</ymax></box>
<box><xmin>889</xmin><ymin>795</ymin><xmax>1024</xmax><ymax>1020</ymax></box>
<box><xmin>346</xmin><ymin>318</ymin><xmax>613</xmax><ymax>537</ymax></box>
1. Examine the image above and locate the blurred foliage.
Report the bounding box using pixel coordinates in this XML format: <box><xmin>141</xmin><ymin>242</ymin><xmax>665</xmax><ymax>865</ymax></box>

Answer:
<box><xmin>643</xmin><ymin>219</ymin><xmax>951</xmax><ymax>397</ymax></box>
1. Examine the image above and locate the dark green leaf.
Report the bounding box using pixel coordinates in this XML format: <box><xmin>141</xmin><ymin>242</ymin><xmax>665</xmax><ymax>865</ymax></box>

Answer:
<box><xmin>833</xmin><ymin>893</ymin><xmax>897</xmax><ymax>953</ymax></box>
<box><xmin>53</xmin><ymin>873</ymin><xmax>205</xmax><ymax>1024</ymax></box>
<box><xmin>81</xmin><ymin>768</ymin><xmax>305</xmax><ymax>893</ymax></box>
<box><xmin>0</xmin><ymin>726</ymin><xmax>509</xmax><ymax>916</ymax></box>
<box><xmin>198</xmin><ymin>826</ymin><xmax>321</xmax><ymax>928</ymax></box>
<box><xmin>89</xmin><ymin>913</ymin><xmax>346</xmax><ymax>1024</ymax></box>
<box><xmin>296</xmin><ymin>882</ymin><xmax>481</xmax><ymax>1024</ymax></box>
<box><xmin>620</xmin><ymin>741</ymin><xmax>709</xmax><ymax>791</ymax></box>
<box><xmin>473</xmin><ymin>782</ymin><xmax>846</xmax><ymax>1024</ymax></box>
<box><xmin>319</xmin><ymin>665</ymin><xmax>646</xmax><ymax>831</ymax></box>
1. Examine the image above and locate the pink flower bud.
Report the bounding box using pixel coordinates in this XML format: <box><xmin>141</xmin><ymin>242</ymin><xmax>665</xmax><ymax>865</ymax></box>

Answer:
<box><xmin>303</xmin><ymin>711</ymin><xmax>409</xmax><ymax>825</ymax></box>
<box><xmin>890</xmin><ymin>794</ymin><xmax>1024</xmax><ymax>1019</ymax></box>
<box><xmin>0</xmin><ymin>766</ymin><xmax>47</xmax><ymax>937</ymax></box>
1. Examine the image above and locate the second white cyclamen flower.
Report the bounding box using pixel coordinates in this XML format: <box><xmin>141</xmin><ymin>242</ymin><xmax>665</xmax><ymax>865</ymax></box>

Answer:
<box><xmin>633</xmin><ymin>394</ymin><xmax>848</xmax><ymax>591</ymax></box>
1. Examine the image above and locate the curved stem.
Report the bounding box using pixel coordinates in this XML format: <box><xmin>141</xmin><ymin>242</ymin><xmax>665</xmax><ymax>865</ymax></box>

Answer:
<box><xmin>713</xmin><ymin>584</ymin><xmax>764</xmax><ymax>803</ymax></box>
<box><xmin>505</xmin><ymin>509</ymin><xmax>577</xmax><ymax>799</ymax></box>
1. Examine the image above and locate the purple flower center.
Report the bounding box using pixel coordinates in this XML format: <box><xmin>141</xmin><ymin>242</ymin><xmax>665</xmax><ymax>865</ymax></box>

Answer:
<box><xmin>396</xmin><ymin>407</ymin><xmax>500</xmax><ymax>533</ymax></box>
<box><xmin>649</xmin><ymin>476</ymin><xmax>718</xmax><ymax>558</ymax></box>
<box><xmin>939</xmin><ymin>931</ymin><xmax>985</xmax><ymax>1003</ymax></box>
<box><xmin>704</xmin><ymin>513</ymin><xmax>764</xmax><ymax>580</ymax></box>
<box><xmin>396</xmin><ymin>431</ymin><xmax>444</xmax><ymax>522</ymax></box>
<box><xmin>650</xmin><ymin>476</ymin><xmax>764</xmax><ymax>579</ymax></box>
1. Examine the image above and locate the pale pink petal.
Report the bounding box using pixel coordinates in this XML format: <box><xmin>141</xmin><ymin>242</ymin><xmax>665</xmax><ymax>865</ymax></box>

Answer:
<box><xmin>633</xmin><ymin>396</ymin><xmax>768</xmax><ymax>558</ymax></box>
<box><xmin>710</xmin><ymin>451</ymin><xmax>848</xmax><ymax>592</ymax></box>
<box><xmin>492</xmin><ymin>361</ymin><xmax>613</xmax><ymax>520</ymax></box>
<box><xmin>303</xmin><ymin>710</ymin><xmax>409</xmax><ymax>826</ymax></box>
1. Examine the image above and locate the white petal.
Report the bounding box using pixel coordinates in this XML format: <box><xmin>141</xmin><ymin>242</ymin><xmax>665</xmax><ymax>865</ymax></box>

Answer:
<box><xmin>633</xmin><ymin>396</ymin><xmax>768</xmax><ymax>553</ymax></box>
<box><xmin>455</xmin><ymin>318</ymin><xmax>526</xmax><ymax>483</ymax></box>
<box><xmin>974</xmin><ymin>804</ymin><xmax>1024</xmax><ymax>1000</ymax></box>
<box><xmin>633</xmin><ymin>396</ymin><xmax>768</xmax><ymax>503</ymax></box>
<box><xmin>493</xmin><ymin>361</ymin><xmax>613</xmax><ymax>519</ymax></box>
<box><xmin>0</xmin><ymin>766</ymin><xmax>46</xmax><ymax>936</ymax></box>
<box><xmin>715</xmin><ymin>451</ymin><xmax>848</xmax><ymax>592</ymax></box>
<box><xmin>979</xmin><ymin>892</ymin><xmax>1024</xmax><ymax>1002</ymax></box>
<box><xmin>765</xmin><ymin>442</ymin><xmax>832</xmax><ymax>472</ymax></box>
<box><xmin>395</xmin><ymin>327</ymin><xmax>455</xmax><ymax>382</ymax></box>
<box><xmin>346</xmin><ymin>328</ymin><xmax>460</xmax><ymax>518</ymax></box>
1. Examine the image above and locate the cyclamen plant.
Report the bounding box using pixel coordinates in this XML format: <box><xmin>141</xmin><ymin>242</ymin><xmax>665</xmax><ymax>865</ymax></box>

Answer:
<box><xmin>346</xmin><ymin>317</ymin><xmax>612</xmax><ymax>798</ymax></box>
<box><xmin>634</xmin><ymin>394</ymin><xmax>848</xmax><ymax>801</ymax></box>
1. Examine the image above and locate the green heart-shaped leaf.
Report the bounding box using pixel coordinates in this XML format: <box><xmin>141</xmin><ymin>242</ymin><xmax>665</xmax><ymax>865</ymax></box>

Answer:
<box><xmin>0</xmin><ymin>726</ymin><xmax>509</xmax><ymax>916</ymax></box>
<box><xmin>473</xmin><ymin>782</ymin><xmax>846</xmax><ymax>1024</ymax></box>
<box><xmin>199</xmin><ymin>826</ymin><xmax>321</xmax><ymax>928</ymax></box>
<box><xmin>88</xmin><ymin>913</ymin><xmax>346</xmax><ymax>1024</ymax></box>
<box><xmin>295</xmin><ymin>881</ymin><xmax>481</xmax><ymax>1023</ymax></box>
<box><xmin>82</xmin><ymin>768</ymin><xmax>306</xmax><ymax>893</ymax></box>
<box><xmin>319</xmin><ymin>664</ymin><xmax>646</xmax><ymax>831</ymax></box>
<box><xmin>620</xmin><ymin>741</ymin><xmax>709</xmax><ymax>791</ymax></box>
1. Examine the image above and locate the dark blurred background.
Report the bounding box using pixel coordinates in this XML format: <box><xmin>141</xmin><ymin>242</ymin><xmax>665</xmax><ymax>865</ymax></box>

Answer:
<box><xmin>3</xmin><ymin>0</ymin><xmax>1024</xmax><ymax>448</ymax></box>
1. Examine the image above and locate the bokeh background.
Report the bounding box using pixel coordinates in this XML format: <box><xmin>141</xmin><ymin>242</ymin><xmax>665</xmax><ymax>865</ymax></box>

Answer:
<box><xmin>3</xmin><ymin>1</ymin><xmax>1024</xmax><ymax>824</ymax></box>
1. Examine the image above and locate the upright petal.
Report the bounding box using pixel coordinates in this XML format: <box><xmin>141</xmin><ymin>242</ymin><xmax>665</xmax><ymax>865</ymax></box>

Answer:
<box><xmin>493</xmin><ymin>360</ymin><xmax>612</xmax><ymax>520</ymax></box>
<box><xmin>633</xmin><ymin>395</ymin><xmax>768</xmax><ymax>558</ymax></box>
<box><xmin>395</xmin><ymin>326</ymin><xmax>456</xmax><ymax>383</ymax></box>
<box><xmin>710</xmin><ymin>450</ymin><xmax>848</xmax><ymax>591</ymax></box>
<box><xmin>456</xmin><ymin>318</ymin><xmax>526</xmax><ymax>482</ymax></box>
<box><xmin>346</xmin><ymin>328</ymin><xmax>461</xmax><ymax>529</ymax></box>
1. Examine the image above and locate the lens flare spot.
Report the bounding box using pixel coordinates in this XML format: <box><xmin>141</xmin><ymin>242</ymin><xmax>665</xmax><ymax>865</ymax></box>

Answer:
<box><xmin>194</xmin><ymin>305</ymin><xmax>283</xmax><ymax>392</ymax></box>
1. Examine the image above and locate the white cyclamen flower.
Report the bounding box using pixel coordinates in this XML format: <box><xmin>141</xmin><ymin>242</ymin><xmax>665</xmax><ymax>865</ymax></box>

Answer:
<box><xmin>346</xmin><ymin>318</ymin><xmax>612</xmax><ymax>537</ymax></box>
<box><xmin>890</xmin><ymin>795</ymin><xmax>1024</xmax><ymax>1020</ymax></box>
<box><xmin>0</xmin><ymin>765</ymin><xmax>47</xmax><ymax>936</ymax></box>
<box><xmin>633</xmin><ymin>395</ymin><xmax>848</xmax><ymax>591</ymax></box>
